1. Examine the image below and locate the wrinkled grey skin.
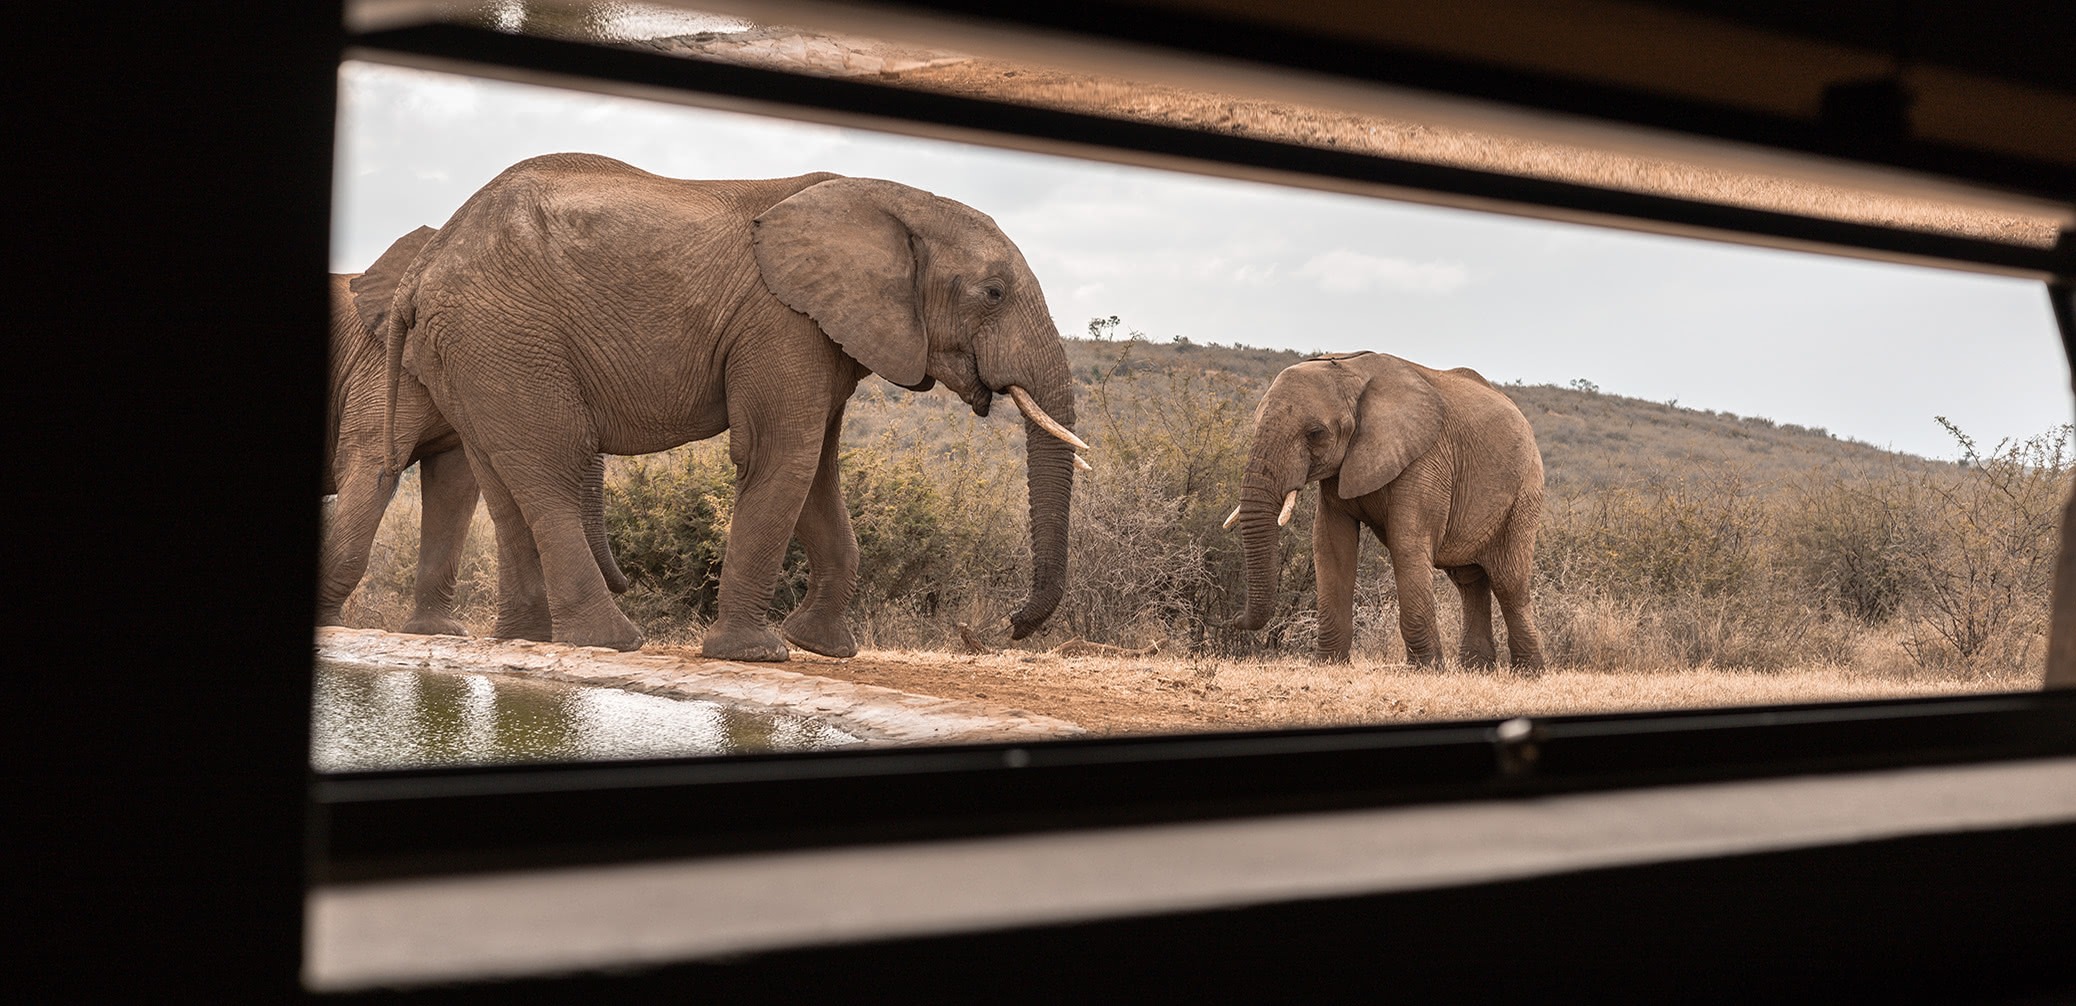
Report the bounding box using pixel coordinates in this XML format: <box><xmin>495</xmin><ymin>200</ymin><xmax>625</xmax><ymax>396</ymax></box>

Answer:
<box><xmin>1232</xmin><ymin>352</ymin><xmax>1546</xmax><ymax>671</ymax></box>
<box><xmin>323</xmin><ymin>226</ymin><xmax>625</xmax><ymax>636</ymax></box>
<box><xmin>376</xmin><ymin>154</ymin><xmax>1080</xmax><ymax>659</ymax></box>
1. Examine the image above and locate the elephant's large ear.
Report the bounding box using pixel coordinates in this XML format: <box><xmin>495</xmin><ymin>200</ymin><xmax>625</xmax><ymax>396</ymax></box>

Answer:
<box><xmin>753</xmin><ymin>179</ymin><xmax>927</xmax><ymax>387</ymax></box>
<box><xmin>1339</xmin><ymin>355</ymin><xmax>1446</xmax><ymax>499</ymax></box>
<box><xmin>348</xmin><ymin>225</ymin><xmax>438</xmax><ymax>334</ymax></box>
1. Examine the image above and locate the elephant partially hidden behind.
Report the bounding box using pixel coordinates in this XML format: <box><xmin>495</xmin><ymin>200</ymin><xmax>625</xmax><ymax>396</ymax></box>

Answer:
<box><xmin>321</xmin><ymin>225</ymin><xmax>626</xmax><ymax>635</ymax></box>
<box><xmin>1230</xmin><ymin>352</ymin><xmax>1546</xmax><ymax>672</ymax></box>
<box><xmin>375</xmin><ymin>153</ymin><xmax>1085</xmax><ymax>660</ymax></box>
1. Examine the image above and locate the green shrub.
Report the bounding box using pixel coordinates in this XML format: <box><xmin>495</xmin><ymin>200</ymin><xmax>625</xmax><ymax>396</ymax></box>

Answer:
<box><xmin>603</xmin><ymin>443</ymin><xmax>735</xmax><ymax>637</ymax></box>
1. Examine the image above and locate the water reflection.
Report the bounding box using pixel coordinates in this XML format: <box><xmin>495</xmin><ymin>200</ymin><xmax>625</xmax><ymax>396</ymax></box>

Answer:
<box><xmin>312</xmin><ymin>661</ymin><xmax>859</xmax><ymax>771</ymax></box>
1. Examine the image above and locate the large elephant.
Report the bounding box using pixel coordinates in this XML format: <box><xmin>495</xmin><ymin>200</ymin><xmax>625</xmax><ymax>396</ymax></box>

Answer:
<box><xmin>1229</xmin><ymin>352</ymin><xmax>1545</xmax><ymax>671</ymax></box>
<box><xmin>375</xmin><ymin>153</ymin><xmax>1084</xmax><ymax>660</ymax></box>
<box><xmin>324</xmin><ymin>226</ymin><xmax>626</xmax><ymax>635</ymax></box>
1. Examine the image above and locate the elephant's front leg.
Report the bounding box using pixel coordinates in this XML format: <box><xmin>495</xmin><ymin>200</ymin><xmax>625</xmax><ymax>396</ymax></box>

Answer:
<box><xmin>1312</xmin><ymin>497</ymin><xmax>1361</xmax><ymax>662</ymax></box>
<box><xmin>1386</xmin><ymin>538</ymin><xmax>1445</xmax><ymax>667</ymax></box>
<box><xmin>779</xmin><ymin>411</ymin><xmax>860</xmax><ymax>658</ymax></box>
<box><xmin>1448</xmin><ymin>565</ymin><xmax>1497</xmax><ymax>670</ymax></box>
<box><xmin>402</xmin><ymin>448</ymin><xmax>477</xmax><ymax>637</ymax></box>
<box><xmin>702</xmin><ymin>421</ymin><xmax>824</xmax><ymax>663</ymax></box>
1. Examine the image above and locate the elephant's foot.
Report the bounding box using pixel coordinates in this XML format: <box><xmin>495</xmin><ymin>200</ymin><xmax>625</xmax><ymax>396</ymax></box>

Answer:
<box><xmin>556</xmin><ymin>610</ymin><xmax>645</xmax><ymax>652</ymax></box>
<box><xmin>1458</xmin><ymin>648</ymin><xmax>1498</xmax><ymax>671</ymax></box>
<box><xmin>1312</xmin><ymin>648</ymin><xmax>1353</xmax><ymax>664</ymax></box>
<box><xmin>781</xmin><ymin>611</ymin><xmax>857</xmax><ymax>659</ymax></box>
<box><xmin>1508</xmin><ymin>656</ymin><xmax>1546</xmax><ymax>679</ymax></box>
<box><xmin>493</xmin><ymin>615</ymin><xmax>555</xmax><ymax>643</ymax></box>
<box><xmin>402</xmin><ymin>611</ymin><xmax>468</xmax><ymax>637</ymax></box>
<box><xmin>702</xmin><ymin>622</ymin><xmax>789</xmax><ymax>662</ymax></box>
<box><xmin>316</xmin><ymin>607</ymin><xmax>347</xmax><ymax>628</ymax></box>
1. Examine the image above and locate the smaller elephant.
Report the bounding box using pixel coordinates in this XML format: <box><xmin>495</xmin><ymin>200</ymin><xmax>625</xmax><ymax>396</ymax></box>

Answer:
<box><xmin>1229</xmin><ymin>352</ymin><xmax>1545</xmax><ymax>671</ymax></box>
<box><xmin>321</xmin><ymin>226</ymin><xmax>627</xmax><ymax>635</ymax></box>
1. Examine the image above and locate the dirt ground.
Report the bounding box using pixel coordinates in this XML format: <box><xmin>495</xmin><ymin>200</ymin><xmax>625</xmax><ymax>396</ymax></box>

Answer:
<box><xmin>645</xmin><ymin>643</ymin><xmax>2017</xmax><ymax>736</ymax></box>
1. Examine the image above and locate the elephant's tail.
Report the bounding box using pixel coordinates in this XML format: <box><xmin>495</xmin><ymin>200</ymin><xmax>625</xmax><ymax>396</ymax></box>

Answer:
<box><xmin>379</xmin><ymin>294</ymin><xmax>414</xmax><ymax>483</ymax></box>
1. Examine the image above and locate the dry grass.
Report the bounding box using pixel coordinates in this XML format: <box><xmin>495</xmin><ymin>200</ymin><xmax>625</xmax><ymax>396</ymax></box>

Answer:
<box><xmin>332</xmin><ymin>475</ymin><xmax>501</xmax><ymax>633</ymax></box>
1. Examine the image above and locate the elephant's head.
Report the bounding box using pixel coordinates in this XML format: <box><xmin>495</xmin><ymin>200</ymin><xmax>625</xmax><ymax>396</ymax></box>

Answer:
<box><xmin>752</xmin><ymin>178</ymin><xmax>1083</xmax><ymax>639</ymax></box>
<box><xmin>1231</xmin><ymin>352</ymin><xmax>1444</xmax><ymax>631</ymax></box>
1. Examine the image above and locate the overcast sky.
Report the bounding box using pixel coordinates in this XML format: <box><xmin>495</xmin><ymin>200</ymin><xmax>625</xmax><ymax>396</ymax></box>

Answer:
<box><xmin>334</xmin><ymin>60</ymin><xmax>2068</xmax><ymax>460</ymax></box>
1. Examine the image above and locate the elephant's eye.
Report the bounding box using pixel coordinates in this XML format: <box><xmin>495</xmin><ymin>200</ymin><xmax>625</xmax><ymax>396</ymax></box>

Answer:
<box><xmin>981</xmin><ymin>283</ymin><xmax>1005</xmax><ymax>305</ymax></box>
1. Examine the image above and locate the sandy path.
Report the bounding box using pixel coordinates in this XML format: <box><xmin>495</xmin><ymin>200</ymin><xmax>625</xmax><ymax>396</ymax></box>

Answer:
<box><xmin>647</xmin><ymin>643</ymin><xmax>2019</xmax><ymax>737</ymax></box>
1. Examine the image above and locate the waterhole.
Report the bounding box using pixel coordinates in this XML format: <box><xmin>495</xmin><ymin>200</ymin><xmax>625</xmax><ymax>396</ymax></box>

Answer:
<box><xmin>312</xmin><ymin>661</ymin><xmax>859</xmax><ymax>771</ymax></box>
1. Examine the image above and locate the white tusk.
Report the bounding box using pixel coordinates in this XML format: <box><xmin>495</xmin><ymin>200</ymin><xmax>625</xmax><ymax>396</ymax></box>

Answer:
<box><xmin>1277</xmin><ymin>490</ymin><xmax>1298</xmax><ymax>526</ymax></box>
<box><xmin>1006</xmin><ymin>385</ymin><xmax>1091</xmax><ymax>451</ymax></box>
<box><xmin>1222</xmin><ymin>504</ymin><xmax>1241</xmax><ymax>530</ymax></box>
<box><xmin>1072</xmin><ymin>454</ymin><xmax>1091</xmax><ymax>471</ymax></box>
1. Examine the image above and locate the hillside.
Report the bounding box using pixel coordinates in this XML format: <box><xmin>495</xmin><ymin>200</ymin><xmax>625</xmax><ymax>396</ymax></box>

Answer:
<box><xmin>840</xmin><ymin>334</ymin><xmax>1939</xmax><ymax>490</ymax></box>
<box><xmin>349</xmin><ymin>329</ymin><xmax>2061</xmax><ymax>682</ymax></box>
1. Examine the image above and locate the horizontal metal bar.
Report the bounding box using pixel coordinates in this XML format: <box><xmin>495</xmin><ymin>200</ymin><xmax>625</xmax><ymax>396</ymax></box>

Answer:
<box><xmin>750</xmin><ymin>0</ymin><xmax>2076</xmax><ymax>203</ymax></box>
<box><xmin>348</xmin><ymin>24</ymin><xmax>2074</xmax><ymax>280</ymax></box>
<box><xmin>315</xmin><ymin>689</ymin><xmax>2076</xmax><ymax>884</ymax></box>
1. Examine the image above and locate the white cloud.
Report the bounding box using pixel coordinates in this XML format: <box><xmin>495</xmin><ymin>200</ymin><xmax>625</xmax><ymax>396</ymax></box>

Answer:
<box><xmin>342</xmin><ymin>62</ymin><xmax>482</xmax><ymax>122</ymax></box>
<box><xmin>1295</xmin><ymin>250</ymin><xmax>1468</xmax><ymax>294</ymax></box>
<box><xmin>1041</xmin><ymin>247</ymin><xmax>1281</xmax><ymax>288</ymax></box>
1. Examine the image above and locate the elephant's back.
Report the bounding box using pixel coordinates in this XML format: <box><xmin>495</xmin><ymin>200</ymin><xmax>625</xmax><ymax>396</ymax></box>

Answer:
<box><xmin>458</xmin><ymin>154</ymin><xmax>838</xmax><ymax>231</ymax></box>
<box><xmin>1432</xmin><ymin>367</ymin><xmax>1539</xmax><ymax>460</ymax></box>
<box><xmin>425</xmin><ymin>157</ymin><xmax>839</xmax><ymax>289</ymax></box>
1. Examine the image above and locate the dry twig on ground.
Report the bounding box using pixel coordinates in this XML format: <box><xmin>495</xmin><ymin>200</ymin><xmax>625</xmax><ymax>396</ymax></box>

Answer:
<box><xmin>1050</xmin><ymin>637</ymin><xmax>1164</xmax><ymax>658</ymax></box>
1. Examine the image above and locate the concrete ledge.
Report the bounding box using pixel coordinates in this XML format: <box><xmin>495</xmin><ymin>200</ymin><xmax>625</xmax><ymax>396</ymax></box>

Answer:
<box><xmin>315</xmin><ymin>627</ymin><xmax>1083</xmax><ymax>745</ymax></box>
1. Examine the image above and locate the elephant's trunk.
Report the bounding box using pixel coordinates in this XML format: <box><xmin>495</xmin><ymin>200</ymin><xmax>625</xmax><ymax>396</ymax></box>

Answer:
<box><xmin>997</xmin><ymin>324</ymin><xmax>1079</xmax><ymax>641</ymax></box>
<box><xmin>1233</xmin><ymin>429</ymin><xmax>1304</xmax><ymax>632</ymax></box>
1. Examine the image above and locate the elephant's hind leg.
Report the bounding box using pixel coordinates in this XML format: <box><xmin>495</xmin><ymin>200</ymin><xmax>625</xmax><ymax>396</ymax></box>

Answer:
<box><xmin>779</xmin><ymin>412</ymin><xmax>860</xmax><ymax>658</ymax></box>
<box><xmin>467</xmin><ymin>450</ymin><xmax>554</xmax><ymax>643</ymax></box>
<box><xmin>488</xmin><ymin>445</ymin><xmax>644</xmax><ymax>652</ymax></box>
<box><xmin>402</xmin><ymin>448</ymin><xmax>477</xmax><ymax>637</ymax></box>
<box><xmin>1487</xmin><ymin>533</ymin><xmax>1546</xmax><ymax>674</ymax></box>
<box><xmin>1448</xmin><ymin>565</ymin><xmax>1498</xmax><ymax>670</ymax></box>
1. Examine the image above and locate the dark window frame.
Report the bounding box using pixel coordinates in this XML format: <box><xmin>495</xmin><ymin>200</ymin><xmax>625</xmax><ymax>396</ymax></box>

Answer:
<box><xmin>318</xmin><ymin>16</ymin><xmax>2076</xmax><ymax>886</ymax></box>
